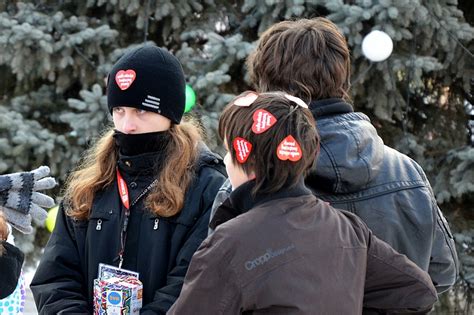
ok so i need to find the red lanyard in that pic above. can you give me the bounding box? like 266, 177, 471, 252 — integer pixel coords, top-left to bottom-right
115, 168, 158, 268
117, 169, 130, 268
117, 169, 130, 210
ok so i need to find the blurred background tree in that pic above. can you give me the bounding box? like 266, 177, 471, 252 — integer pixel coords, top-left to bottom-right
0, 0, 472, 312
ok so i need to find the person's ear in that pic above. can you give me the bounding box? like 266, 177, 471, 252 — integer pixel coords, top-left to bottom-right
248, 171, 256, 180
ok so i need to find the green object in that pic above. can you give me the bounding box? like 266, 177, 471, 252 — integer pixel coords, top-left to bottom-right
45, 206, 58, 233
185, 84, 196, 113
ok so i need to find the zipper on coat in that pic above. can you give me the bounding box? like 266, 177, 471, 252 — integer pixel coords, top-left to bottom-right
96, 219, 102, 231
153, 218, 159, 230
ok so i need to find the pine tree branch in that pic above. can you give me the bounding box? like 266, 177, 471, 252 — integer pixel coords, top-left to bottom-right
425, 3, 474, 59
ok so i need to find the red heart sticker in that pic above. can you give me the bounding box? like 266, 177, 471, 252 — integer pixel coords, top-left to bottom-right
115, 69, 136, 90
252, 109, 277, 134
233, 137, 252, 163
277, 135, 302, 162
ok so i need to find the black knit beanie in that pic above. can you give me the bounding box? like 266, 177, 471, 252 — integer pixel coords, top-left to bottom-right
107, 45, 186, 124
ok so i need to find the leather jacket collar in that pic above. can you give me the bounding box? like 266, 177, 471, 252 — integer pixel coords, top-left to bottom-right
309, 98, 353, 118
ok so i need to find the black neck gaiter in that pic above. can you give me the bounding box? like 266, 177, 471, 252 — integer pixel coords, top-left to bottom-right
113, 130, 172, 156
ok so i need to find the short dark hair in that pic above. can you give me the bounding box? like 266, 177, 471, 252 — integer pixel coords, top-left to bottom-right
218, 91, 320, 195
246, 17, 351, 102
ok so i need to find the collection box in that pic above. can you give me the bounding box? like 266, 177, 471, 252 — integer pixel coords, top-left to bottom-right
93, 275, 143, 315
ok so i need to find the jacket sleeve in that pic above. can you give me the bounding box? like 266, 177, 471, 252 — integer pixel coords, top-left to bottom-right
30, 203, 90, 314
166, 232, 241, 315
417, 164, 459, 293
427, 201, 459, 294
140, 167, 226, 315
363, 232, 438, 314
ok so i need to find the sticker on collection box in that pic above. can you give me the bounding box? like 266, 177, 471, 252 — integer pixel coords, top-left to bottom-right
94, 264, 142, 314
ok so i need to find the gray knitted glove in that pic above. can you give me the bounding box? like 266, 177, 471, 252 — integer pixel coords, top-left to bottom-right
0, 166, 56, 234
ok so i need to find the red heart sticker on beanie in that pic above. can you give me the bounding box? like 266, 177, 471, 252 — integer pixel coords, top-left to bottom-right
115, 69, 136, 90
252, 109, 277, 134
233, 137, 252, 163
277, 135, 302, 162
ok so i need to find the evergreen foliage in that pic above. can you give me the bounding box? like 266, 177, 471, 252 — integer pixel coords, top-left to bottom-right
0, 0, 473, 310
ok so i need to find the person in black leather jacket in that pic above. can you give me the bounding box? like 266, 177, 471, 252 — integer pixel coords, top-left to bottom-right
31, 45, 226, 314
210, 17, 458, 294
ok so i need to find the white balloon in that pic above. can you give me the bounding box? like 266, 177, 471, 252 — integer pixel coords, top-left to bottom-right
361, 30, 393, 62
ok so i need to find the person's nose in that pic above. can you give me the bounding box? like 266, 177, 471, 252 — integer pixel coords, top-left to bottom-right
122, 114, 138, 134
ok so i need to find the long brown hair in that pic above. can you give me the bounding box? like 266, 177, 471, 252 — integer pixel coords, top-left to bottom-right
64, 119, 202, 221
246, 18, 351, 102
219, 92, 319, 195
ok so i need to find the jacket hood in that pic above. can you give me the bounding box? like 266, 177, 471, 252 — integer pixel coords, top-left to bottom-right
196, 142, 224, 170
308, 99, 384, 193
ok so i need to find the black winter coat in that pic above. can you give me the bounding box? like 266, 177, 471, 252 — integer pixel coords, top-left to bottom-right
31, 147, 226, 315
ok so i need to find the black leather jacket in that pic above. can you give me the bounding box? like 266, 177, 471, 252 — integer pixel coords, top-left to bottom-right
307, 98, 458, 293
210, 98, 458, 294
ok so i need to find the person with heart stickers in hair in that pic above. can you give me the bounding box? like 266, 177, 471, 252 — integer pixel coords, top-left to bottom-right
31, 45, 226, 315
168, 91, 437, 314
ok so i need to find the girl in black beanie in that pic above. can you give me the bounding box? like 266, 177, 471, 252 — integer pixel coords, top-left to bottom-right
31, 45, 226, 314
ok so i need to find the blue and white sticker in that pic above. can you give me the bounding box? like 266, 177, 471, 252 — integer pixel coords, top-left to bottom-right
107, 291, 122, 306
